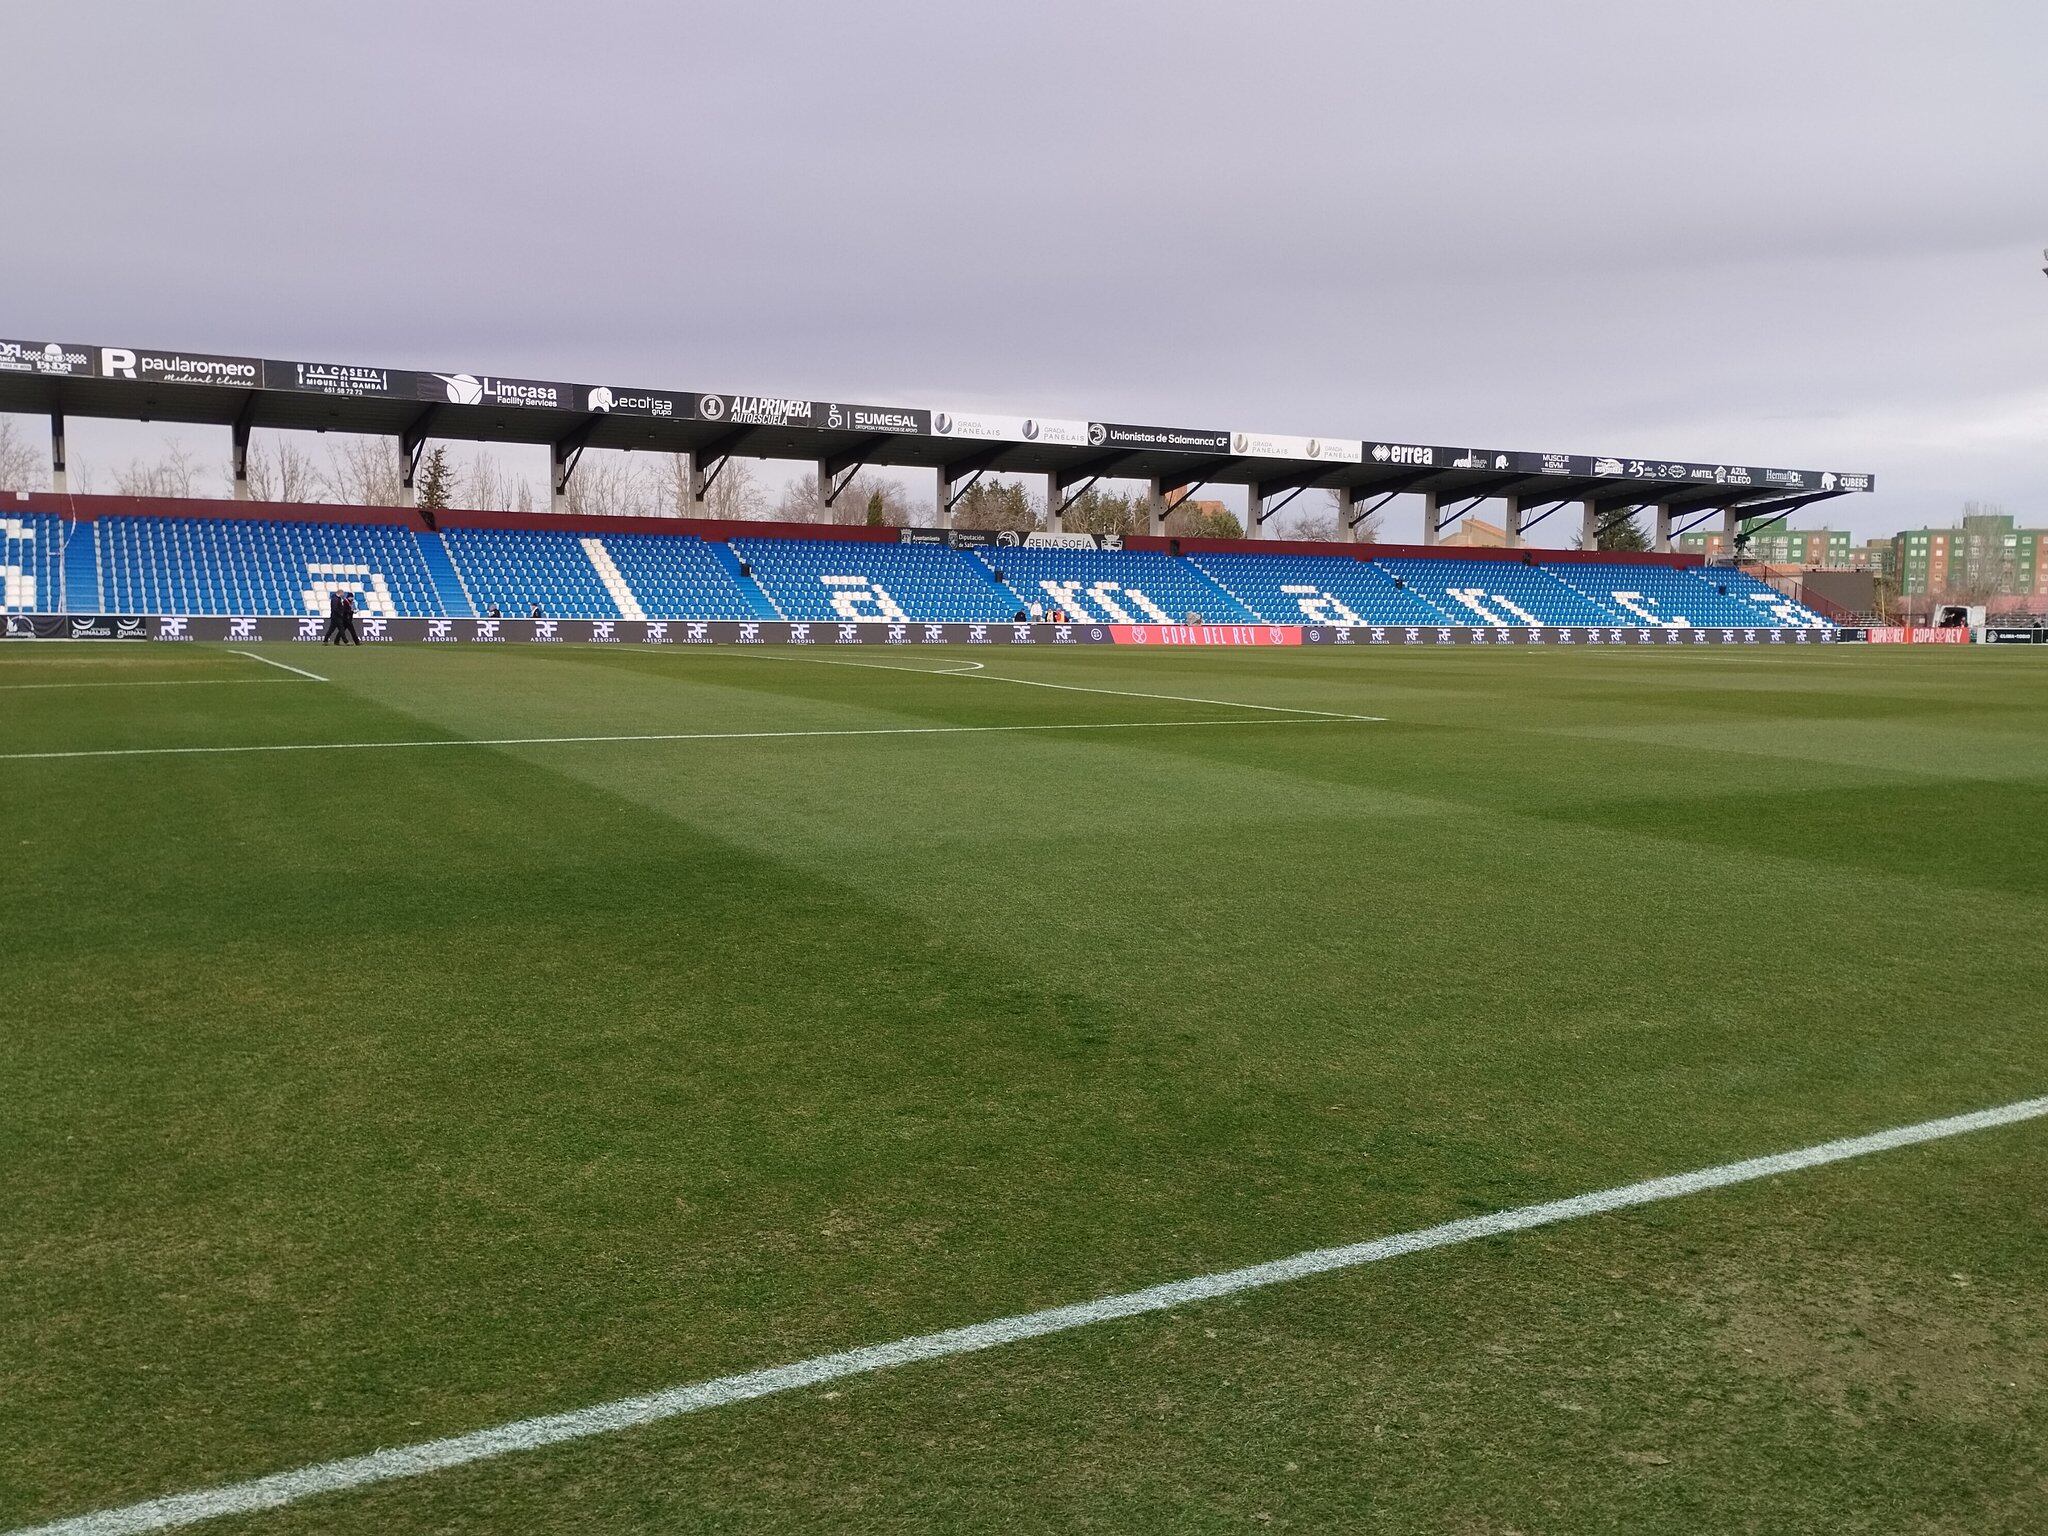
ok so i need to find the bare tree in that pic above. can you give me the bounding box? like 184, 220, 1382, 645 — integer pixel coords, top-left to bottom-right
1282, 512, 1341, 542
459, 452, 538, 513
240, 435, 323, 503
773, 469, 914, 526
1161, 496, 1242, 538
115, 438, 205, 498
0, 416, 45, 491
1301, 489, 1379, 543
563, 453, 658, 518
319, 435, 406, 506
651, 454, 771, 520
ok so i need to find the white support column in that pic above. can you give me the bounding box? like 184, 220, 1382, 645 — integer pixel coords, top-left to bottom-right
683, 450, 711, 514
395, 435, 416, 508
1653, 503, 1675, 553
1043, 470, 1062, 533
1333, 486, 1357, 543
1244, 485, 1264, 541
231, 420, 252, 501
932, 464, 952, 529
551, 442, 573, 514
1502, 496, 1524, 550
1580, 499, 1600, 549
1720, 505, 1742, 548
49, 411, 67, 494
1145, 477, 1168, 537
1422, 491, 1443, 546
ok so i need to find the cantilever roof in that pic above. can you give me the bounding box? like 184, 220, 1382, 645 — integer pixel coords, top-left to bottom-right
0, 336, 1873, 518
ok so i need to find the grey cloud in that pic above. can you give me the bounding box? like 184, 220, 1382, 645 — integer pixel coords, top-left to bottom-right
3, 0, 2044, 536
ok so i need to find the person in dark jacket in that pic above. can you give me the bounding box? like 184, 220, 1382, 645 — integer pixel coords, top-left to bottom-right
336, 590, 362, 645
321, 589, 345, 645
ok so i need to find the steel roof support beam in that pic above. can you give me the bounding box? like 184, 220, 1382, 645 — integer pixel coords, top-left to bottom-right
820, 434, 899, 508
691, 426, 756, 498
229, 391, 260, 502
1050, 451, 1145, 517
550, 413, 609, 510
396, 406, 440, 508
938, 445, 1008, 516
49, 410, 67, 495
1515, 498, 1574, 534
1726, 489, 1849, 549
1342, 470, 1435, 538
1434, 492, 1492, 533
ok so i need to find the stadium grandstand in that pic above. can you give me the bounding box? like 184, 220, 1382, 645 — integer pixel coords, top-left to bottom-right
0, 332, 1872, 642
0, 496, 1838, 635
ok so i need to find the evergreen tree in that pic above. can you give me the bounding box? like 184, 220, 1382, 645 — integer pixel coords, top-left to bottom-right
1595, 510, 1650, 552
417, 445, 453, 513
950, 479, 1039, 533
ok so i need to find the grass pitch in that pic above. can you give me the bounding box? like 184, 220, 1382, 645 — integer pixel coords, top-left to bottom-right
3, 642, 2045, 1534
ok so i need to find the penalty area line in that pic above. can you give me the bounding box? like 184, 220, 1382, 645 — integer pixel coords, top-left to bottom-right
14, 1092, 2045, 1536
0, 715, 1356, 764
229, 649, 328, 683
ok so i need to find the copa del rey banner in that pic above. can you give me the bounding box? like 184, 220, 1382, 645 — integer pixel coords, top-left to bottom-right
1110, 624, 1304, 646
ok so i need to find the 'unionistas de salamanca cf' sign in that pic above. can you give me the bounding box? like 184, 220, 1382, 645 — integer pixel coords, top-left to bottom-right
1088, 422, 1232, 453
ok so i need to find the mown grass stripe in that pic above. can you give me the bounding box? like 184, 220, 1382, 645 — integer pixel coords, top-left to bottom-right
17, 1093, 2043, 1536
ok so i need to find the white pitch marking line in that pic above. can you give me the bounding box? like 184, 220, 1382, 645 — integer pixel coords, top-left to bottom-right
729, 649, 1384, 720
720, 651, 988, 677
0, 678, 295, 692
229, 649, 328, 683
964, 669, 1385, 722
0, 716, 1350, 764
15, 1093, 2044, 1536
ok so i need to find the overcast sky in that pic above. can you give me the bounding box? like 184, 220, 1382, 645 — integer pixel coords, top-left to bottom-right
4, 0, 2044, 540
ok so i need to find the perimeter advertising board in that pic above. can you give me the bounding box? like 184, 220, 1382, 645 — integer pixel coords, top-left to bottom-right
5, 616, 1845, 648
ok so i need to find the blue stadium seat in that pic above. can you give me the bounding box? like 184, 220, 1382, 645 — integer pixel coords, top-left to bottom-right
969, 546, 1255, 623
1, 513, 66, 612
1375, 556, 1625, 627
96, 517, 440, 617
47, 512, 1841, 632
1680, 566, 1831, 628
600, 534, 756, 620
440, 529, 623, 618
1191, 551, 1454, 626
732, 538, 1016, 622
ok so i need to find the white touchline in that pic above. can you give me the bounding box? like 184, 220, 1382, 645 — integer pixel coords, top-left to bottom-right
228, 649, 328, 683
13, 1094, 2044, 1536
0, 716, 1349, 764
